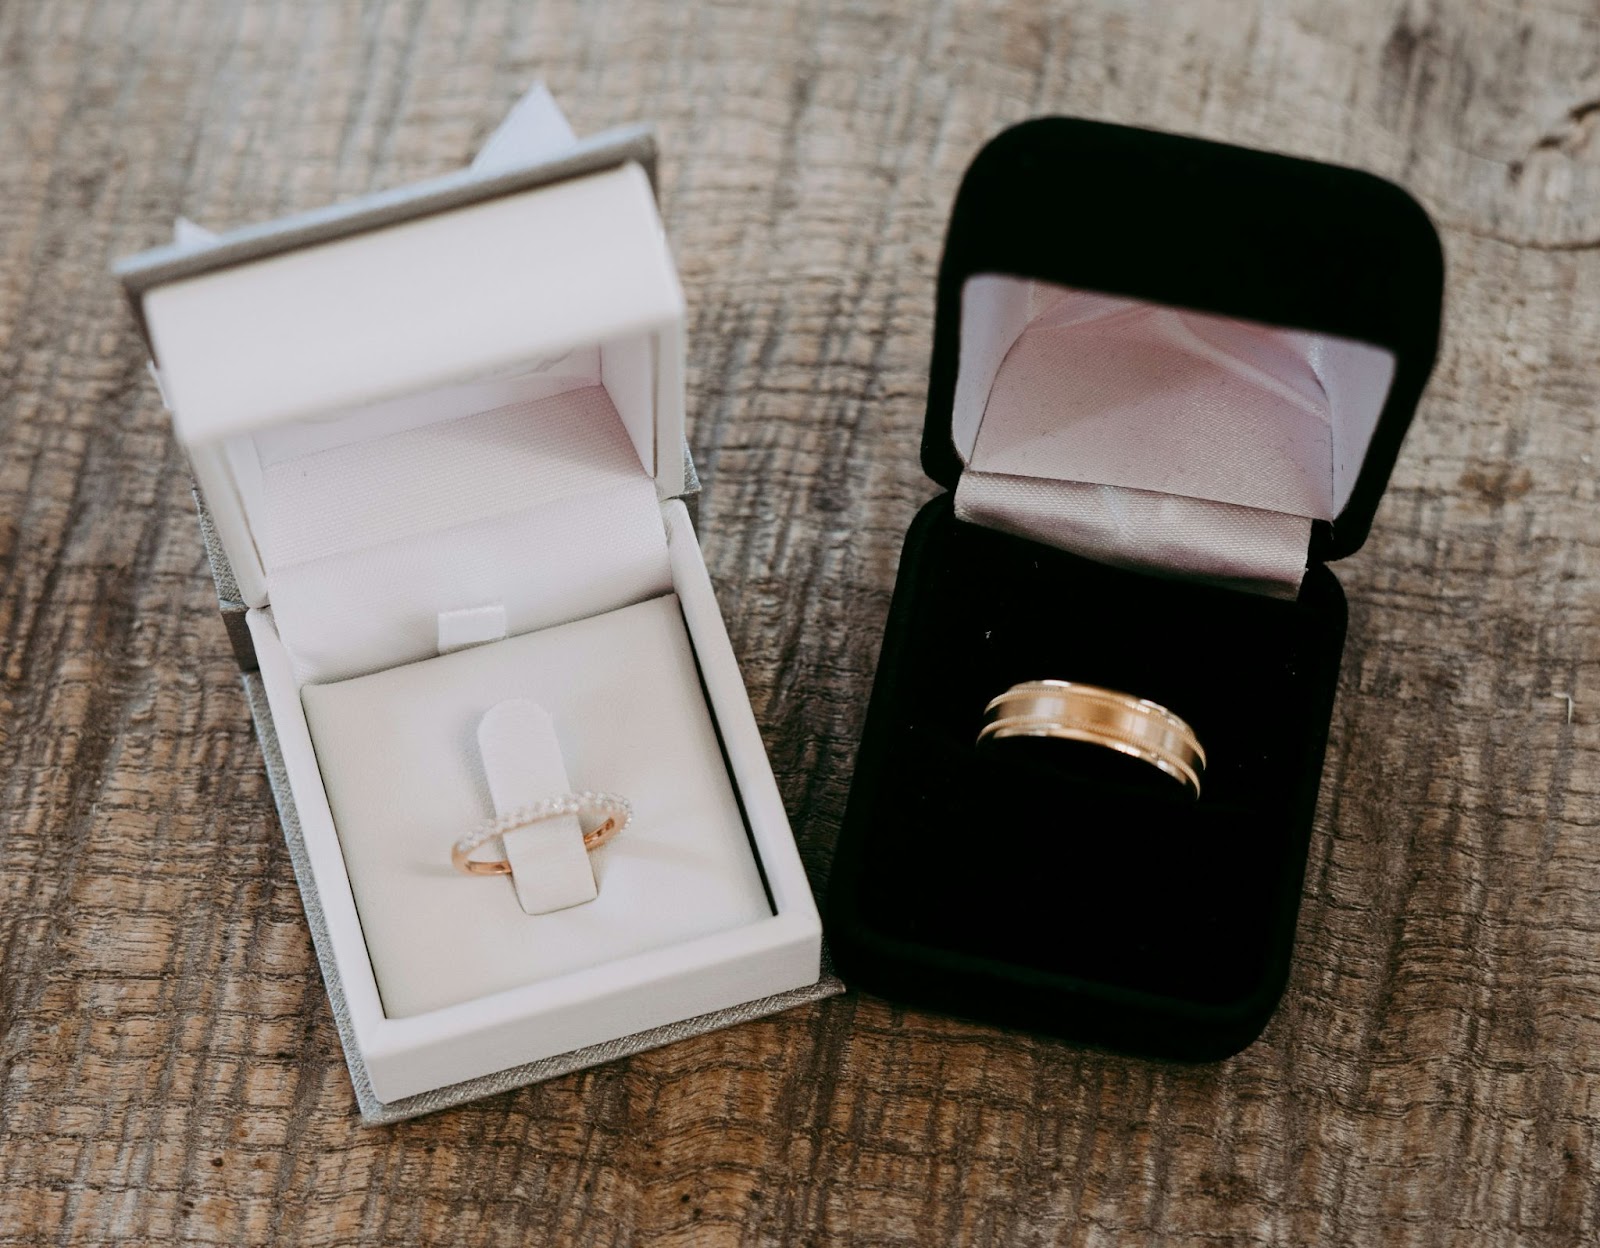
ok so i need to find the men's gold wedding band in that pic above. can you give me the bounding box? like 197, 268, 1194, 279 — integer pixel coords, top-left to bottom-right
977, 680, 1206, 797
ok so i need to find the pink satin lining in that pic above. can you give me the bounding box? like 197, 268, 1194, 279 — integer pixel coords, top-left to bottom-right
952, 278, 1396, 595
953, 471, 1311, 598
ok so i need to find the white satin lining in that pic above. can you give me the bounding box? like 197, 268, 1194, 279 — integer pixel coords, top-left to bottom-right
953, 471, 1311, 599
952, 276, 1396, 595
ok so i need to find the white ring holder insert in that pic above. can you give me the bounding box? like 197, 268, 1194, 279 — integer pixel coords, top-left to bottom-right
479, 698, 600, 914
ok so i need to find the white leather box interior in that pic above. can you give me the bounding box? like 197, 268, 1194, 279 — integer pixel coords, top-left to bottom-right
122, 90, 825, 1109
950, 274, 1398, 594
301, 592, 772, 1019
250, 377, 675, 684
244, 496, 819, 1103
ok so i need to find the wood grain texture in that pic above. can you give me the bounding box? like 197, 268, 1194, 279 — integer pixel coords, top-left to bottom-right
1, 0, 1597, 1243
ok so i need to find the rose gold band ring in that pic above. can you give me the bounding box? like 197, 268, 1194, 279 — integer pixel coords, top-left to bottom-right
977, 680, 1206, 797
451, 791, 633, 876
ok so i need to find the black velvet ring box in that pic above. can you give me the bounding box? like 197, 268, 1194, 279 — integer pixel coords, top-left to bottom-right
827, 118, 1444, 1059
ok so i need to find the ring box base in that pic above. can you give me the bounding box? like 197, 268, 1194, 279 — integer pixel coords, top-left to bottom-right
830, 495, 1344, 1059
119, 89, 841, 1120
248, 666, 840, 1124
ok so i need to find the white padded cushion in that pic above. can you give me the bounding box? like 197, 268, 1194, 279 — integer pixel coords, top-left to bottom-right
263, 384, 674, 684
300, 593, 772, 1019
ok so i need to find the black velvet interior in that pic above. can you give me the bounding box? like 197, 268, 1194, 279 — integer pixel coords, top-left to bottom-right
828, 498, 1347, 1058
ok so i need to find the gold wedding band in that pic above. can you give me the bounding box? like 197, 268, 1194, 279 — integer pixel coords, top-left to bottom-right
451, 791, 633, 876
978, 680, 1206, 797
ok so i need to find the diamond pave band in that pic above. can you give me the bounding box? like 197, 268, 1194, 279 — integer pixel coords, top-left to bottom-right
451, 791, 634, 876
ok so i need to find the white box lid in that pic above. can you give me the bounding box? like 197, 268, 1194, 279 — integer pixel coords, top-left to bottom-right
116, 107, 690, 631
118, 125, 681, 477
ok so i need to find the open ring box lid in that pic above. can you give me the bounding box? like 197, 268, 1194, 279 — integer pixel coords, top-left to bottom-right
828, 118, 1444, 1058
115, 89, 832, 1122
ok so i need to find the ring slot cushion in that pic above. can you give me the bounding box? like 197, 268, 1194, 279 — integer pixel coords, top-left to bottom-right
828, 118, 1443, 1058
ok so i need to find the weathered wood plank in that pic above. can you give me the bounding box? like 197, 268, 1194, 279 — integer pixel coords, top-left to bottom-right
1, 1, 1597, 1243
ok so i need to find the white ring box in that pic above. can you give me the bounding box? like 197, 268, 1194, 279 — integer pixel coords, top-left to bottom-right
116, 89, 837, 1122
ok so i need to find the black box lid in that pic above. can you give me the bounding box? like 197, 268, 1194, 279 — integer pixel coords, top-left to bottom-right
920, 118, 1444, 565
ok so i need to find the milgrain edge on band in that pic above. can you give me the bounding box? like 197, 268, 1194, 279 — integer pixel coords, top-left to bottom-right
978, 679, 1207, 797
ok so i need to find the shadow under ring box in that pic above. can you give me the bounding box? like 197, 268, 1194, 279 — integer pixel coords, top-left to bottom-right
829, 118, 1444, 1059
116, 102, 834, 1122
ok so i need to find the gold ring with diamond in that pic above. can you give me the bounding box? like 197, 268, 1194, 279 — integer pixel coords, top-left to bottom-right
451, 791, 633, 876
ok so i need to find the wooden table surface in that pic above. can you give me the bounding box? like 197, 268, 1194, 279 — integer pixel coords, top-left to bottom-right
3, 1, 1598, 1244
